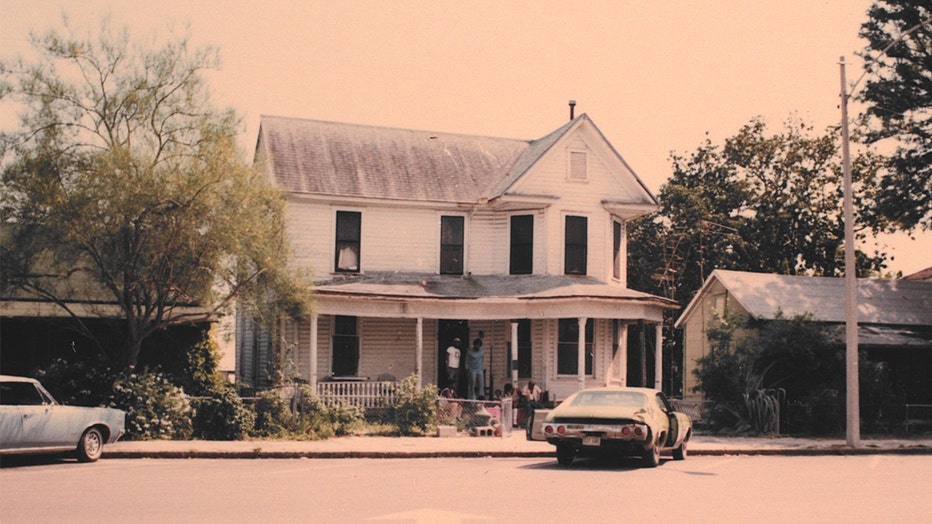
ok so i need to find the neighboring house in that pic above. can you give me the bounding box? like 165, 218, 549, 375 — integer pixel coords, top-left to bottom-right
675, 269, 932, 402
238, 112, 678, 401
905, 266, 932, 282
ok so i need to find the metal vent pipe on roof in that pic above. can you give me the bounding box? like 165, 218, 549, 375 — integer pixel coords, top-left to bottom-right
569, 100, 576, 120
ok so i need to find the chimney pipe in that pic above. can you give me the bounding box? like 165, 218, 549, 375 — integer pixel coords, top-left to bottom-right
569, 100, 576, 120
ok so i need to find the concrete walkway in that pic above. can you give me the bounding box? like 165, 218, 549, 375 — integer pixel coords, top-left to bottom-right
103, 432, 932, 459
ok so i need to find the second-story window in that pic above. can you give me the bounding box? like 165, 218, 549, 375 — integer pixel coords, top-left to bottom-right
335, 211, 361, 273
613, 220, 623, 280
510, 214, 533, 275
564, 215, 587, 275
440, 215, 464, 275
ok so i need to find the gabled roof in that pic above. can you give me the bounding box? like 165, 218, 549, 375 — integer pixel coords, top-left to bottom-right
256, 114, 655, 205
675, 269, 932, 328
905, 265, 932, 281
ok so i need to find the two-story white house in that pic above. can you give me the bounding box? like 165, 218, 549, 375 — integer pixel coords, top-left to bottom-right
236, 111, 678, 402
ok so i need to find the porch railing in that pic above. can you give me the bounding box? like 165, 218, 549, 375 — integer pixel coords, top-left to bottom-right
316, 380, 396, 408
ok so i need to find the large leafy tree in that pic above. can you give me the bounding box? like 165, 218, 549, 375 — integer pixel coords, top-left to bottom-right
1, 21, 311, 369
858, 0, 932, 230
629, 117, 888, 308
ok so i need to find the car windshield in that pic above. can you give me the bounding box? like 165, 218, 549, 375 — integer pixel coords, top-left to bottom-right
567, 391, 646, 408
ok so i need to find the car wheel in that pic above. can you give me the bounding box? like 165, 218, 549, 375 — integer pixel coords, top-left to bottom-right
673, 440, 687, 461
76, 427, 104, 463
556, 444, 575, 467
642, 442, 660, 468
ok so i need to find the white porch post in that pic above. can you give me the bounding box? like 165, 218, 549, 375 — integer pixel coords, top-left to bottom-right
510, 321, 519, 386
415, 316, 423, 390
577, 316, 587, 392
609, 321, 628, 387
654, 323, 663, 392
309, 312, 318, 393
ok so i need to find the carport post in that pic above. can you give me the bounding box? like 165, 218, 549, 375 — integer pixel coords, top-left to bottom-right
510, 321, 518, 386
654, 323, 663, 392
577, 317, 587, 391
416, 317, 423, 390
309, 312, 318, 393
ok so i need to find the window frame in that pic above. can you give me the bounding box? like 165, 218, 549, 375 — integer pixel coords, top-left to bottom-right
509, 214, 534, 275
440, 215, 465, 275
613, 219, 623, 280
557, 318, 594, 376
334, 210, 361, 273
564, 215, 588, 276
331, 315, 360, 377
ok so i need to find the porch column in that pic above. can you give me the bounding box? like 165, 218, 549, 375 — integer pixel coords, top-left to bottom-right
609, 321, 628, 387
415, 316, 423, 390
510, 321, 519, 386
577, 316, 587, 392
654, 323, 663, 391
309, 312, 318, 393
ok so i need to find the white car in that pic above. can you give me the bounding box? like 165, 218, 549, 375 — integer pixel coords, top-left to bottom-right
0, 375, 126, 462
538, 386, 692, 467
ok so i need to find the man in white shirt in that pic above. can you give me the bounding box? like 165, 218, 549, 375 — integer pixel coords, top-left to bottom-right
446, 338, 462, 384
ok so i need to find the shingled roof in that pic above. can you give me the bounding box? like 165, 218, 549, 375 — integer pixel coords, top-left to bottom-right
676, 269, 932, 327
256, 114, 581, 203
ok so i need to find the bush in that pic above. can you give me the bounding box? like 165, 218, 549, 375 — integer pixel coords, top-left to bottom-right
191, 386, 255, 440
251, 389, 292, 438
250, 385, 364, 439
34, 356, 116, 406
388, 374, 438, 436
108, 371, 192, 440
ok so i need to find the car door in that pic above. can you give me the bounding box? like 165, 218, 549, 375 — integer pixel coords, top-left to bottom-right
0, 382, 26, 449
19, 382, 73, 449
656, 392, 683, 448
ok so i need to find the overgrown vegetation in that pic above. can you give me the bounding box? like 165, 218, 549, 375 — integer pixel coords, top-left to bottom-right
693, 311, 897, 435
387, 375, 439, 436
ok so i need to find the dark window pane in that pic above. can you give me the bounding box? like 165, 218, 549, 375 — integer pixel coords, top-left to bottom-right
440, 216, 464, 275
510, 215, 533, 275
557, 318, 593, 375
564, 216, 587, 275
517, 319, 532, 378
613, 220, 622, 280
332, 316, 359, 376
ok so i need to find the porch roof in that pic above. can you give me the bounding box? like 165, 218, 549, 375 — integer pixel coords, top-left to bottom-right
311, 272, 677, 321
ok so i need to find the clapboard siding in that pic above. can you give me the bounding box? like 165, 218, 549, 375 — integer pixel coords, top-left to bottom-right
359, 317, 421, 380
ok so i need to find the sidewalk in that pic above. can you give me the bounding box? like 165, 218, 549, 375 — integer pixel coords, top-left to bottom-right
103, 432, 932, 459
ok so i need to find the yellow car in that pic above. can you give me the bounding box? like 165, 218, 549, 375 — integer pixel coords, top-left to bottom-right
540, 386, 691, 467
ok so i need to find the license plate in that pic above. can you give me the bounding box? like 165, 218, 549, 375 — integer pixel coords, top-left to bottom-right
583, 436, 601, 446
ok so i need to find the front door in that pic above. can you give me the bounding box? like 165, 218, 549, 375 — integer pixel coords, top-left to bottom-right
438, 320, 469, 396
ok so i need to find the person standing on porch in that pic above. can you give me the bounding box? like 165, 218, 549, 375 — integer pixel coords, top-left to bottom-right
465, 338, 485, 400
446, 338, 462, 384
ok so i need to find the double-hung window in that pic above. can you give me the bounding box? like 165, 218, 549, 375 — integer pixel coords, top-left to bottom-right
335, 211, 361, 273
440, 215, 464, 275
613, 220, 623, 280
557, 318, 593, 376
510, 215, 533, 275
564, 215, 587, 275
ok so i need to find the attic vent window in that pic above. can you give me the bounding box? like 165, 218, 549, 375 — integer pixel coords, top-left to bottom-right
569, 151, 587, 180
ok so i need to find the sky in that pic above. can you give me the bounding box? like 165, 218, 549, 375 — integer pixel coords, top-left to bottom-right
1, 0, 929, 275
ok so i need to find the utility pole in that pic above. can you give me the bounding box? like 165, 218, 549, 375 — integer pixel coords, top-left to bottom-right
838, 56, 859, 447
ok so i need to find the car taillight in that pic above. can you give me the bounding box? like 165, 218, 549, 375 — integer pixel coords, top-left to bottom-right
634, 426, 644, 436
544, 425, 554, 434
556, 425, 566, 435
622, 426, 631, 436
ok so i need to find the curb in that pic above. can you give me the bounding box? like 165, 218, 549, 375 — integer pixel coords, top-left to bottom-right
103, 447, 932, 460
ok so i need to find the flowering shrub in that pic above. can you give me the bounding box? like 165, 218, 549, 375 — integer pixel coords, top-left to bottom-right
109, 371, 192, 440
